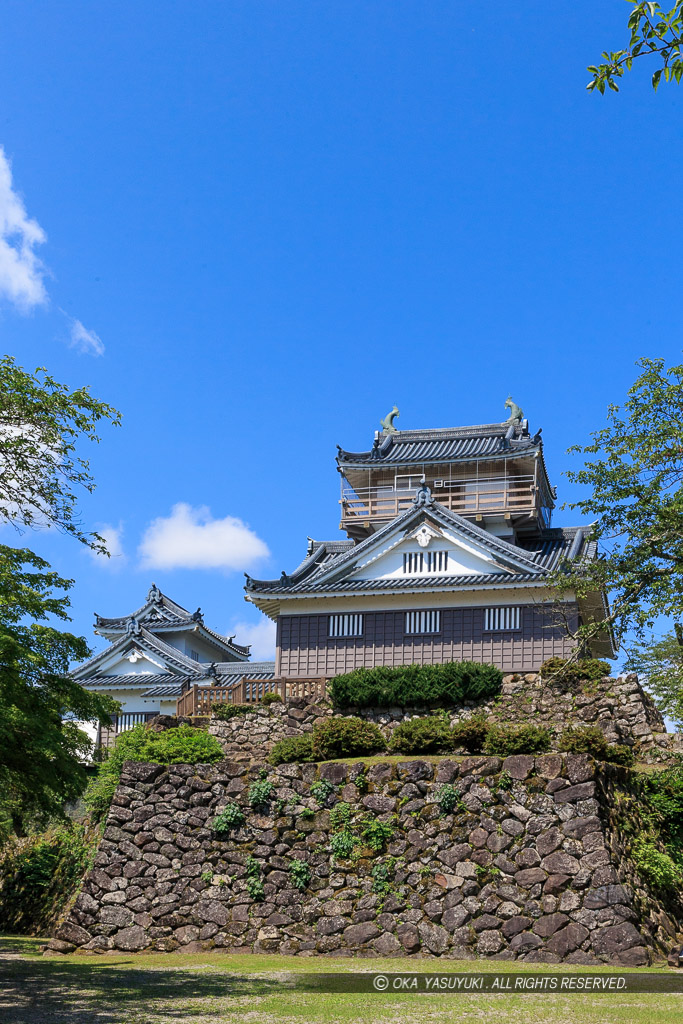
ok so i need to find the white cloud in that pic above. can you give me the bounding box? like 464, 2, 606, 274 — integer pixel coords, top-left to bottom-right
88, 523, 126, 568
0, 146, 47, 310
230, 619, 276, 661
68, 317, 105, 357
138, 503, 270, 572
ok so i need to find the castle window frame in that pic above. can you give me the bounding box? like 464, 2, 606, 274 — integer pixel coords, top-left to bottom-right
329, 613, 364, 638
405, 610, 441, 635
403, 550, 449, 574
483, 606, 522, 632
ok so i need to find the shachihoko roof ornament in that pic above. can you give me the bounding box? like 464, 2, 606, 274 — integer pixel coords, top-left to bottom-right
505, 396, 524, 423
380, 405, 400, 434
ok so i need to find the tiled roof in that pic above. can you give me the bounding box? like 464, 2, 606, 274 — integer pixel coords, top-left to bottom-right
72, 624, 207, 680
140, 683, 185, 698
82, 673, 185, 689
214, 661, 276, 681
337, 421, 542, 468
94, 584, 250, 658
245, 497, 594, 599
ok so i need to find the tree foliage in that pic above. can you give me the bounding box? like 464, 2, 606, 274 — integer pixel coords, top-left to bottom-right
625, 631, 683, 728
0, 544, 118, 836
588, 2, 683, 93
0, 356, 120, 553
553, 358, 683, 651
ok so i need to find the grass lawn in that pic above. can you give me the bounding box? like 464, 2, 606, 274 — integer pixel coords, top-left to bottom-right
1, 936, 682, 1024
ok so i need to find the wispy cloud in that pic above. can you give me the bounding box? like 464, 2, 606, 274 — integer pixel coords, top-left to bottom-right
67, 316, 105, 357
88, 523, 126, 568
138, 503, 270, 572
229, 619, 276, 661
0, 146, 47, 311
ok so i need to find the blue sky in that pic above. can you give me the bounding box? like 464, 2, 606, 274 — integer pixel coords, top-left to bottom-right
2, 2, 682, 663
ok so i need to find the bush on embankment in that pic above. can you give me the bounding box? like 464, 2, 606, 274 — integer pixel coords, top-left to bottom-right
329, 662, 503, 709
85, 723, 224, 823
0, 822, 98, 935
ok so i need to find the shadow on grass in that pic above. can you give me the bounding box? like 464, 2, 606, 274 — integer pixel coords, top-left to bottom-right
0, 956, 283, 1024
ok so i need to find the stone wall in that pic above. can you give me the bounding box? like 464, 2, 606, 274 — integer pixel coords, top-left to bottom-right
49, 754, 683, 964
208, 672, 670, 762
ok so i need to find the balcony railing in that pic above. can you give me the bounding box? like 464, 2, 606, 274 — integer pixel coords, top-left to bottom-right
176, 677, 327, 717
340, 474, 539, 524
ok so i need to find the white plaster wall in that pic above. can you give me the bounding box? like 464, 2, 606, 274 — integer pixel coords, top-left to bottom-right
275, 586, 574, 617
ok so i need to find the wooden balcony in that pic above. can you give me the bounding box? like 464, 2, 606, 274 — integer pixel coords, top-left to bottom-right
176, 677, 328, 718
340, 474, 540, 529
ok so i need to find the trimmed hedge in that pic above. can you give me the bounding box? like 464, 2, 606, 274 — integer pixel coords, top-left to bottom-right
483, 723, 553, 756
311, 717, 385, 761
329, 662, 503, 709
388, 717, 451, 754
269, 735, 315, 765
451, 716, 490, 753
539, 657, 611, 686
559, 725, 635, 767
212, 703, 254, 720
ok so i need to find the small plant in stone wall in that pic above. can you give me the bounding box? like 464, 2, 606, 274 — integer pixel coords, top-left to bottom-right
248, 772, 273, 809
631, 837, 683, 892
329, 830, 361, 860
245, 857, 266, 902
261, 691, 282, 705
289, 858, 311, 891
350, 766, 368, 793
213, 802, 245, 831
361, 816, 395, 852
435, 783, 460, 815
310, 778, 336, 806
329, 801, 352, 830
371, 860, 394, 897
493, 770, 514, 792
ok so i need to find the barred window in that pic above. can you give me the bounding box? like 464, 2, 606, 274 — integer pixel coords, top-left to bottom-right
405, 610, 441, 634
403, 550, 449, 573
190, 650, 200, 662
329, 613, 364, 638
483, 606, 521, 631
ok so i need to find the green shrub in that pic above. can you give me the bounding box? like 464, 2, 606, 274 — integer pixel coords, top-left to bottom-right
632, 837, 683, 891
85, 724, 223, 823
451, 715, 491, 753
261, 692, 282, 706
329, 661, 503, 709
0, 823, 97, 934
311, 717, 386, 761
388, 717, 451, 754
268, 735, 314, 765
212, 703, 254, 720
559, 726, 635, 766
604, 744, 636, 767
371, 861, 393, 896
483, 723, 553, 756
289, 858, 311, 890
539, 657, 611, 686
213, 803, 245, 831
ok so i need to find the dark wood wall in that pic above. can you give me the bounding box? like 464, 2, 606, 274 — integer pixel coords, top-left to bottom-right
276, 603, 579, 677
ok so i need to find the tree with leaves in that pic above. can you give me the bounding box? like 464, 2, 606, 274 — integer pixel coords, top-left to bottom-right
624, 631, 683, 729
0, 357, 121, 839
553, 357, 683, 671
0, 546, 118, 837
588, 1, 683, 93
0, 355, 121, 553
